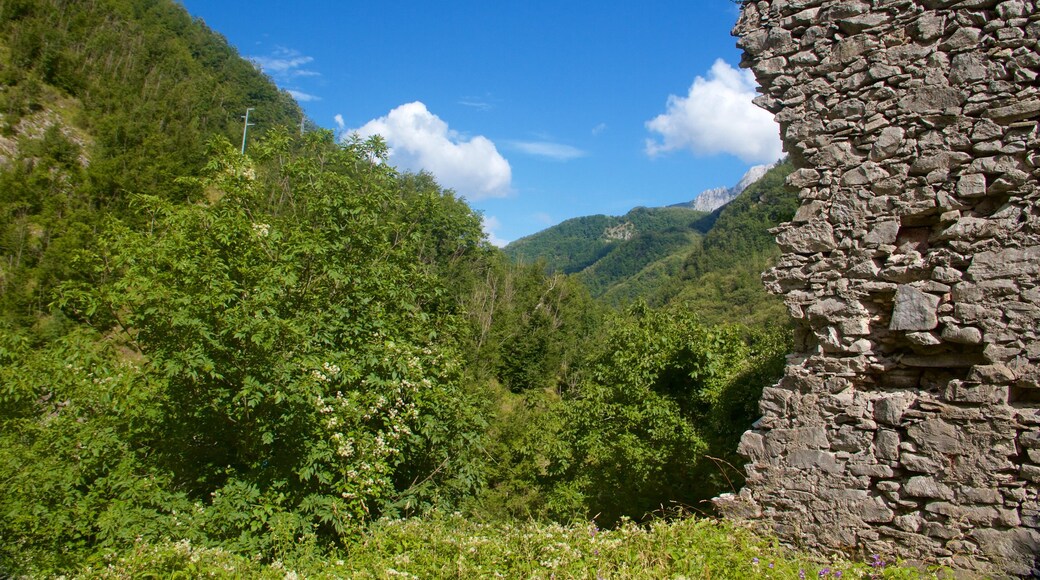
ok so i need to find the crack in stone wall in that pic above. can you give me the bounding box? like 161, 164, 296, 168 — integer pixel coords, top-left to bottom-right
716, 1, 1040, 577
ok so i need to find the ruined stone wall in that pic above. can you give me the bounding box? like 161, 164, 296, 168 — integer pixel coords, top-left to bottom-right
719, 1, 1040, 576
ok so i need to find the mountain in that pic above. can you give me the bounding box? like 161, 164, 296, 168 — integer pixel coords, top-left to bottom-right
504, 160, 797, 323
648, 159, 797, 326
671, 163, 774, 212
503, 206, 711, 278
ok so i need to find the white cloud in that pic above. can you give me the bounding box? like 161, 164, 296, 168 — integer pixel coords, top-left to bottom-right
250, 47, 319, 83
349, 101, 512, 200
482, 215, 509, 247
458, 98, 493, 111
645, 59, 782, 164
334, 114, 345, 132
287, 89, 320, 102
509, 140, 587, 161
591, 122, 607, 136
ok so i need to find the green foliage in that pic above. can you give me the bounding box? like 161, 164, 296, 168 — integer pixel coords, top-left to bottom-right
0, 0, 303, 326
460, 255, 603, 394
0, 326, 193, 575
502, 162, 797, 324
0, 130, 493, 578
577, 228, 700, 297
473, 303, 789, 525
327, 514, 939, 580
81, 513, 934, 580
55, 133, 486, 549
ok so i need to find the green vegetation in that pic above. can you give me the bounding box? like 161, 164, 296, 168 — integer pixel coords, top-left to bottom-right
76, 514, 940, 579
0, 0, 301, 325
0, 2, 926, 577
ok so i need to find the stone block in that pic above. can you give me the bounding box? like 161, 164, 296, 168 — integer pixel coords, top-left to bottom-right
890, 285, 940, 331
943, 381, 1009, 405
904, 476, 956, 501
787, 449, 844, 474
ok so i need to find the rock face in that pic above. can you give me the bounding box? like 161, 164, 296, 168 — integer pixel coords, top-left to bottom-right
718, 1, 1040, 577
677, 163, 774, 212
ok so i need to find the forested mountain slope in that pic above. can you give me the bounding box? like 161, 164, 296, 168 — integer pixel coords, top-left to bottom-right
650, 159, 797, 326
0, 0, 302, 323
503, 206, 711, 280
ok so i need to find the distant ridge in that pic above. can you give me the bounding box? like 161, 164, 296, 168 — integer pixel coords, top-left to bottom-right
671, 163, 774, 212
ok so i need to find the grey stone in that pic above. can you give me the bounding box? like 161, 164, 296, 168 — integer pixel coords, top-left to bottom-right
950, 53, 991, 85
870, 127, 905, 161
982, 99, 1040, 123
898, 87, 964, 114
907, 419, 962, 454
902, 453, 943, 474
939, 27, 981, 51
940, 325, 983, 344
787, 168, 820, 188
890, 285, 940, 331
860, 496, 895, 523
970, 529, 1040, 577
874, 396, 912, 426
776, 219, 837, 254
967, 246, 1040, 280
904, 476, 955, 500
787, 449, 843, 474
906, 331, 941, 345
955, 173, 987, 198
842, 161, 890, 186
737, 431, 766, 461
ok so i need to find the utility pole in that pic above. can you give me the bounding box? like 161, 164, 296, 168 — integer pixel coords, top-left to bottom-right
240, 107, 255, 154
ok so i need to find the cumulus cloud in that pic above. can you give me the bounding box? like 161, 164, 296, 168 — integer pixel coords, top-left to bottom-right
645, 59, 782, 164
482, 215, 509, 247
509, 140, 587, 161
349, 101, 512, 200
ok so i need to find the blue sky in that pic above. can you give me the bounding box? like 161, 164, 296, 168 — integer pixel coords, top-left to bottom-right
179, 0, 782, 245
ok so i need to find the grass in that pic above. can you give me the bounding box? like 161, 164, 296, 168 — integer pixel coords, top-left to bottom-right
75, 514, 945, 579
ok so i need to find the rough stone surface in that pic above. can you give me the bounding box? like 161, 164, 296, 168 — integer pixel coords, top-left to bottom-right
719, 2, 1040, 578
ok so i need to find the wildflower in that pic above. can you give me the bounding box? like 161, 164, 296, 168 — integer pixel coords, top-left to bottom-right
819, 568, 830, 577
799, 570, 806, 580
752, 557, 760, 565
252, 222, 270, 237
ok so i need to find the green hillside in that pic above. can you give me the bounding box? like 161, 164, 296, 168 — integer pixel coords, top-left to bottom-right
655, 159, 797, 326
503, 206, 711, 295
0, 0, 302, 324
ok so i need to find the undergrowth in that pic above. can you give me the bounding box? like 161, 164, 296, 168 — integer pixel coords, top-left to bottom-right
76, 514, 943, 579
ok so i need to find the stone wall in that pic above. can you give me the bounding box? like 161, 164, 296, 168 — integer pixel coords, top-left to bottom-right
718, 1, 1040, 576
